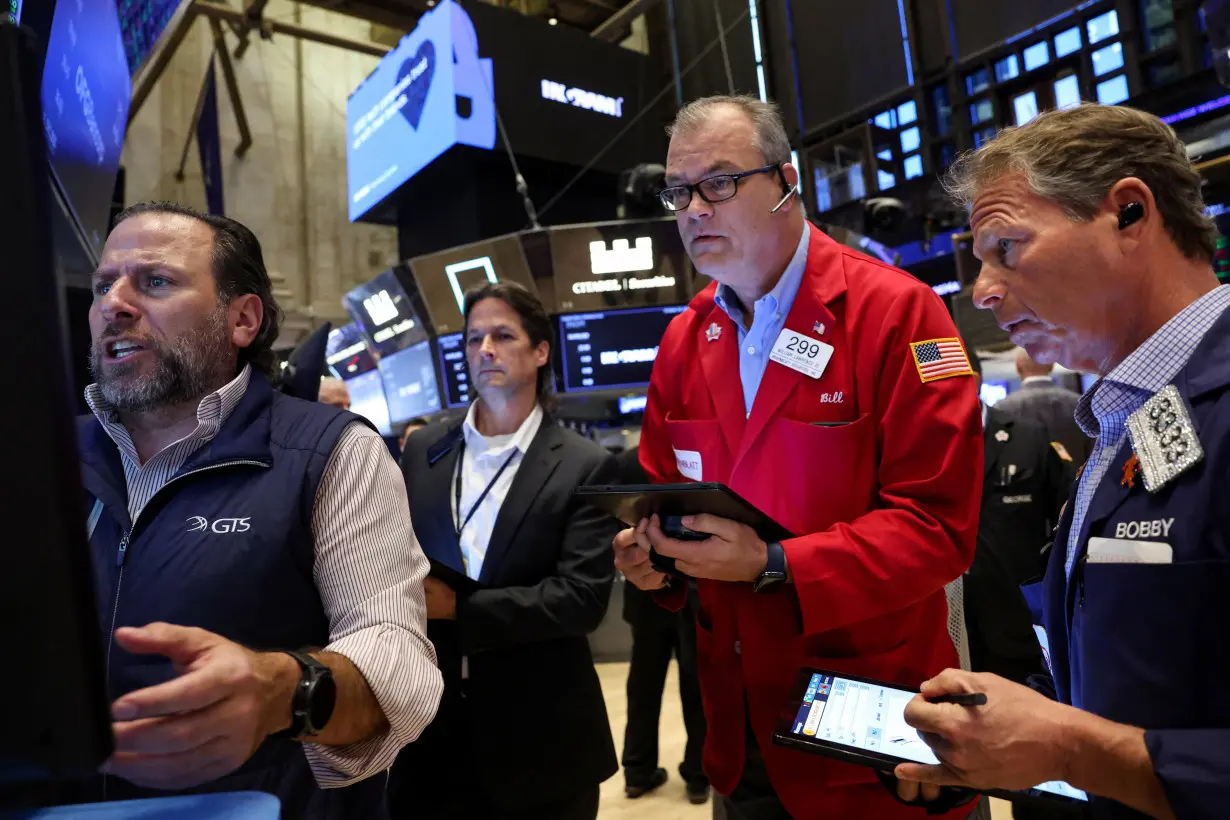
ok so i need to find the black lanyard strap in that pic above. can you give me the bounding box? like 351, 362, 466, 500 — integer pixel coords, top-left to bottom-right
454, 440, 520, 537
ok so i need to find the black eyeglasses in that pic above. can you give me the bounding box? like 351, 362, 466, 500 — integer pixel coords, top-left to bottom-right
658, 164, 783, 212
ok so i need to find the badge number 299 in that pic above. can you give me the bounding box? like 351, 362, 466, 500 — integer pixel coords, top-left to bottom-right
770, 329, 834, 380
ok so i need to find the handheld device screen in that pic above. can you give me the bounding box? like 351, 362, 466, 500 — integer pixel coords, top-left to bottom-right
781, 672, 1088, 805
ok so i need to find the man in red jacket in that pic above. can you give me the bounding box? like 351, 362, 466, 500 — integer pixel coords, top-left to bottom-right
612, 94, 983, 819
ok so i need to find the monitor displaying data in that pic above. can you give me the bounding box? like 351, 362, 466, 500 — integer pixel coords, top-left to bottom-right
41, 0, 132, 258
343, 269, 428, 358
558, 305, 684, 392
345, 370, 392, 437
325, 323, 377, 379
378, 339, 442, 423
117, 0, 184, 74
435, 332, 471, 408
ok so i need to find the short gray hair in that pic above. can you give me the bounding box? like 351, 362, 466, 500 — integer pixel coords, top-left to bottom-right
667, 95, 792, 166
943, 103, 1217, 262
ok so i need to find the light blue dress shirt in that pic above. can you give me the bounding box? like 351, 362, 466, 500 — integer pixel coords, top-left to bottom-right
1065, 284, 1230, 575
713, 223, 812, 415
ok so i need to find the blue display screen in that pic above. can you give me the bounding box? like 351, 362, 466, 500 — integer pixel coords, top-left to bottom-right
117, 0, 181, 74
345, 369, 392, 436
558, 305, 684, 392
436, 332, 471, 408
10, 0, 22, 24
378, 340, 442, 423
41, 0, 131, 257
346, 0, 495, 221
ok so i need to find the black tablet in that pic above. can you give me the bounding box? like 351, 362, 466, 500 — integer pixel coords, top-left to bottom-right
772, 668, 1090, 811
575, 482, 795, 542
428, 558, 484, 594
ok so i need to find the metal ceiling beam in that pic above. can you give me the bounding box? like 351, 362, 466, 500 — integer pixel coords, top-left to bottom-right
194, 0, 391, 57
590, 0, 660, 41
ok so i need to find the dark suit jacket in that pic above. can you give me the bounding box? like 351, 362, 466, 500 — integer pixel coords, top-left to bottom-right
391, 416, 621, 809
965, 406, 1073, 685
994, 378, 1092, 466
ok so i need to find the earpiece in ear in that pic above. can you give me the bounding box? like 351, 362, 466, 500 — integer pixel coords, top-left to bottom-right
1118, 202, 1144, 230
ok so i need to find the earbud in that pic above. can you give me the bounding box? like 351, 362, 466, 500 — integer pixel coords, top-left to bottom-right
1118, 202, 1144, 230
770, 187, 798, 214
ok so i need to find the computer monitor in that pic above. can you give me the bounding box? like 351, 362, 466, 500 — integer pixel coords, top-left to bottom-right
435, 332, 471, 409
557, 305, 685, 392
409, 233, 539, 336
0, 18, 113, 785
377, 338, 442, 423
325, 323, 378, 380
343, 269, 429, 358
344, 369, 392, 437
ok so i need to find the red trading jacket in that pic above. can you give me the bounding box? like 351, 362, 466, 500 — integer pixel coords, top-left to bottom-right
640, 227, 983, 819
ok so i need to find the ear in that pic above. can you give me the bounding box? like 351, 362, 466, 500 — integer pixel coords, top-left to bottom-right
533, 340, 550, 369
1104, 177, 1156, 241
228, 293, 264, 351
781, 161, 801, 192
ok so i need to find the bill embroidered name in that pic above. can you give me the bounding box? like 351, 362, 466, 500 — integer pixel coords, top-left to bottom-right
909, 337, 973, 383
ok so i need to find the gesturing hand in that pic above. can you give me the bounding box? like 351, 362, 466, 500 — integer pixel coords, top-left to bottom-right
104, 622, 298, 791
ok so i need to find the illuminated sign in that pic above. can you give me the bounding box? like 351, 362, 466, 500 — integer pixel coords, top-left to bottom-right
931, 280, 961, 297
590, 237, 653, 274
571, 275, 675, 295
445, 255, 498, 311
363, 289, 400, 325
541, 79, 624, 118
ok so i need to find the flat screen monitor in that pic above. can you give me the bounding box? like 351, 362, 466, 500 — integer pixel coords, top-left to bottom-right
344, 370, 392, 436
436, 331, 471, 409
549, 219, 695, 314
558, 305, 685, 392
343, 269, 428, 358
325, 322, 377, 379
11, 0, 23, 23
378, 339, 442, 423
41, 0, 131, 258
117, 0, 185, 74
409, 233, 539, 335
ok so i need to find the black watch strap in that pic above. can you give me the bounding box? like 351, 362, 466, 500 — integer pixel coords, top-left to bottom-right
754, 541, 788, 592
273, 650, 336, 739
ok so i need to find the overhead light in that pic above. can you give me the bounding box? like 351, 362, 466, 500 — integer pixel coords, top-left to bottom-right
547, 3, 559, 24
548, 15, 558, 24
426, 0, 435, 6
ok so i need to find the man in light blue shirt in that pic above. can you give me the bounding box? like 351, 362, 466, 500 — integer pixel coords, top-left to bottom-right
713, 223, 811, 415
897, 103, 1230, 820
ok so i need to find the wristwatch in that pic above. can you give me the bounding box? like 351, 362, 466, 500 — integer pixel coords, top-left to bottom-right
274, 650, 337, 738
754, 541, 789, 592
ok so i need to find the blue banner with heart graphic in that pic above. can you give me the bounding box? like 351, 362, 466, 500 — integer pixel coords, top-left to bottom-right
346, 0, 495, 222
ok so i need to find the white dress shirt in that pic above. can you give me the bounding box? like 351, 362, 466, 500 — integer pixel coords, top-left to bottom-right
451, 401, 545, 580
86, 366, 443, 788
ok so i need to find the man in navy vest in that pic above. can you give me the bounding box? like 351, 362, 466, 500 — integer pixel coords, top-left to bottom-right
895, 106, 1230, 818
74, 202, 442, 817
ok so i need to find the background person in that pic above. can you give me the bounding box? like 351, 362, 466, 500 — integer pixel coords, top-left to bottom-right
390, 282, 621, 820
995, 349, 1091, 466
317, 376, 350, 411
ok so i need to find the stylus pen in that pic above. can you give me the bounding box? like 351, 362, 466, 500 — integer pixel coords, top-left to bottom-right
929, 693, 988, 706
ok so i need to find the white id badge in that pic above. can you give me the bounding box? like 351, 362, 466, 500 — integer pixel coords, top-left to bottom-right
673, 448, 703, 481
770, 329, 834, 380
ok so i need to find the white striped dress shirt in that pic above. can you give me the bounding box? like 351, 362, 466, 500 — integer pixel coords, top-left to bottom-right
85, 366, 443, 788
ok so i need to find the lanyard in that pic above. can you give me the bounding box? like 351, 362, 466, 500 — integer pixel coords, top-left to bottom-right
454, 440, 520, 537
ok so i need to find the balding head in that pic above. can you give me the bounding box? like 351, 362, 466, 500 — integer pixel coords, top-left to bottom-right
1015, 348, 1053, 380
318, 377, 350, 411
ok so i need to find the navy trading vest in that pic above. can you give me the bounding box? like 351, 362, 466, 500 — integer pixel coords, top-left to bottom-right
75, 374, 386, 819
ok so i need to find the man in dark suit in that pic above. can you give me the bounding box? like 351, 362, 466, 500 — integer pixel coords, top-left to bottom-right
389, 283, 620, 820
965, 352, 1072, 687
994, 349, 1091, 466
615, 447, 709, 805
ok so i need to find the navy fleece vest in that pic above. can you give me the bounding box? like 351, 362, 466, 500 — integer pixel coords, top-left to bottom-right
76, 375, 386, 818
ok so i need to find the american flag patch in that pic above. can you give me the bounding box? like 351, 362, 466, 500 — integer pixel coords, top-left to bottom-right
910, 338, 973, 383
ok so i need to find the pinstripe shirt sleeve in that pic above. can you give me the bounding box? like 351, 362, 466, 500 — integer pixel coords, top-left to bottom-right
302, 420, 443, 787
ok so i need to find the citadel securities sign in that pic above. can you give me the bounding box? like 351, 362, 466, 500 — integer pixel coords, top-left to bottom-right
346, 0, 495, 221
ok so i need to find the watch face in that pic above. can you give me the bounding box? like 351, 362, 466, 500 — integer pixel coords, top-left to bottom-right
308, 673, 338, 732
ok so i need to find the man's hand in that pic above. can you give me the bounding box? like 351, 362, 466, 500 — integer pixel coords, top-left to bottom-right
103, 623, 298, 791
893, 669, 1076, 791
649, 514, 768, 583
613, 519, 668, 591
424, 576, 457, 620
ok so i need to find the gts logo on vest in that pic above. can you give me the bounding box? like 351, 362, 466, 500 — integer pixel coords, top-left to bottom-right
1113, 518, 1174, 539
187, 516, 252, 534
